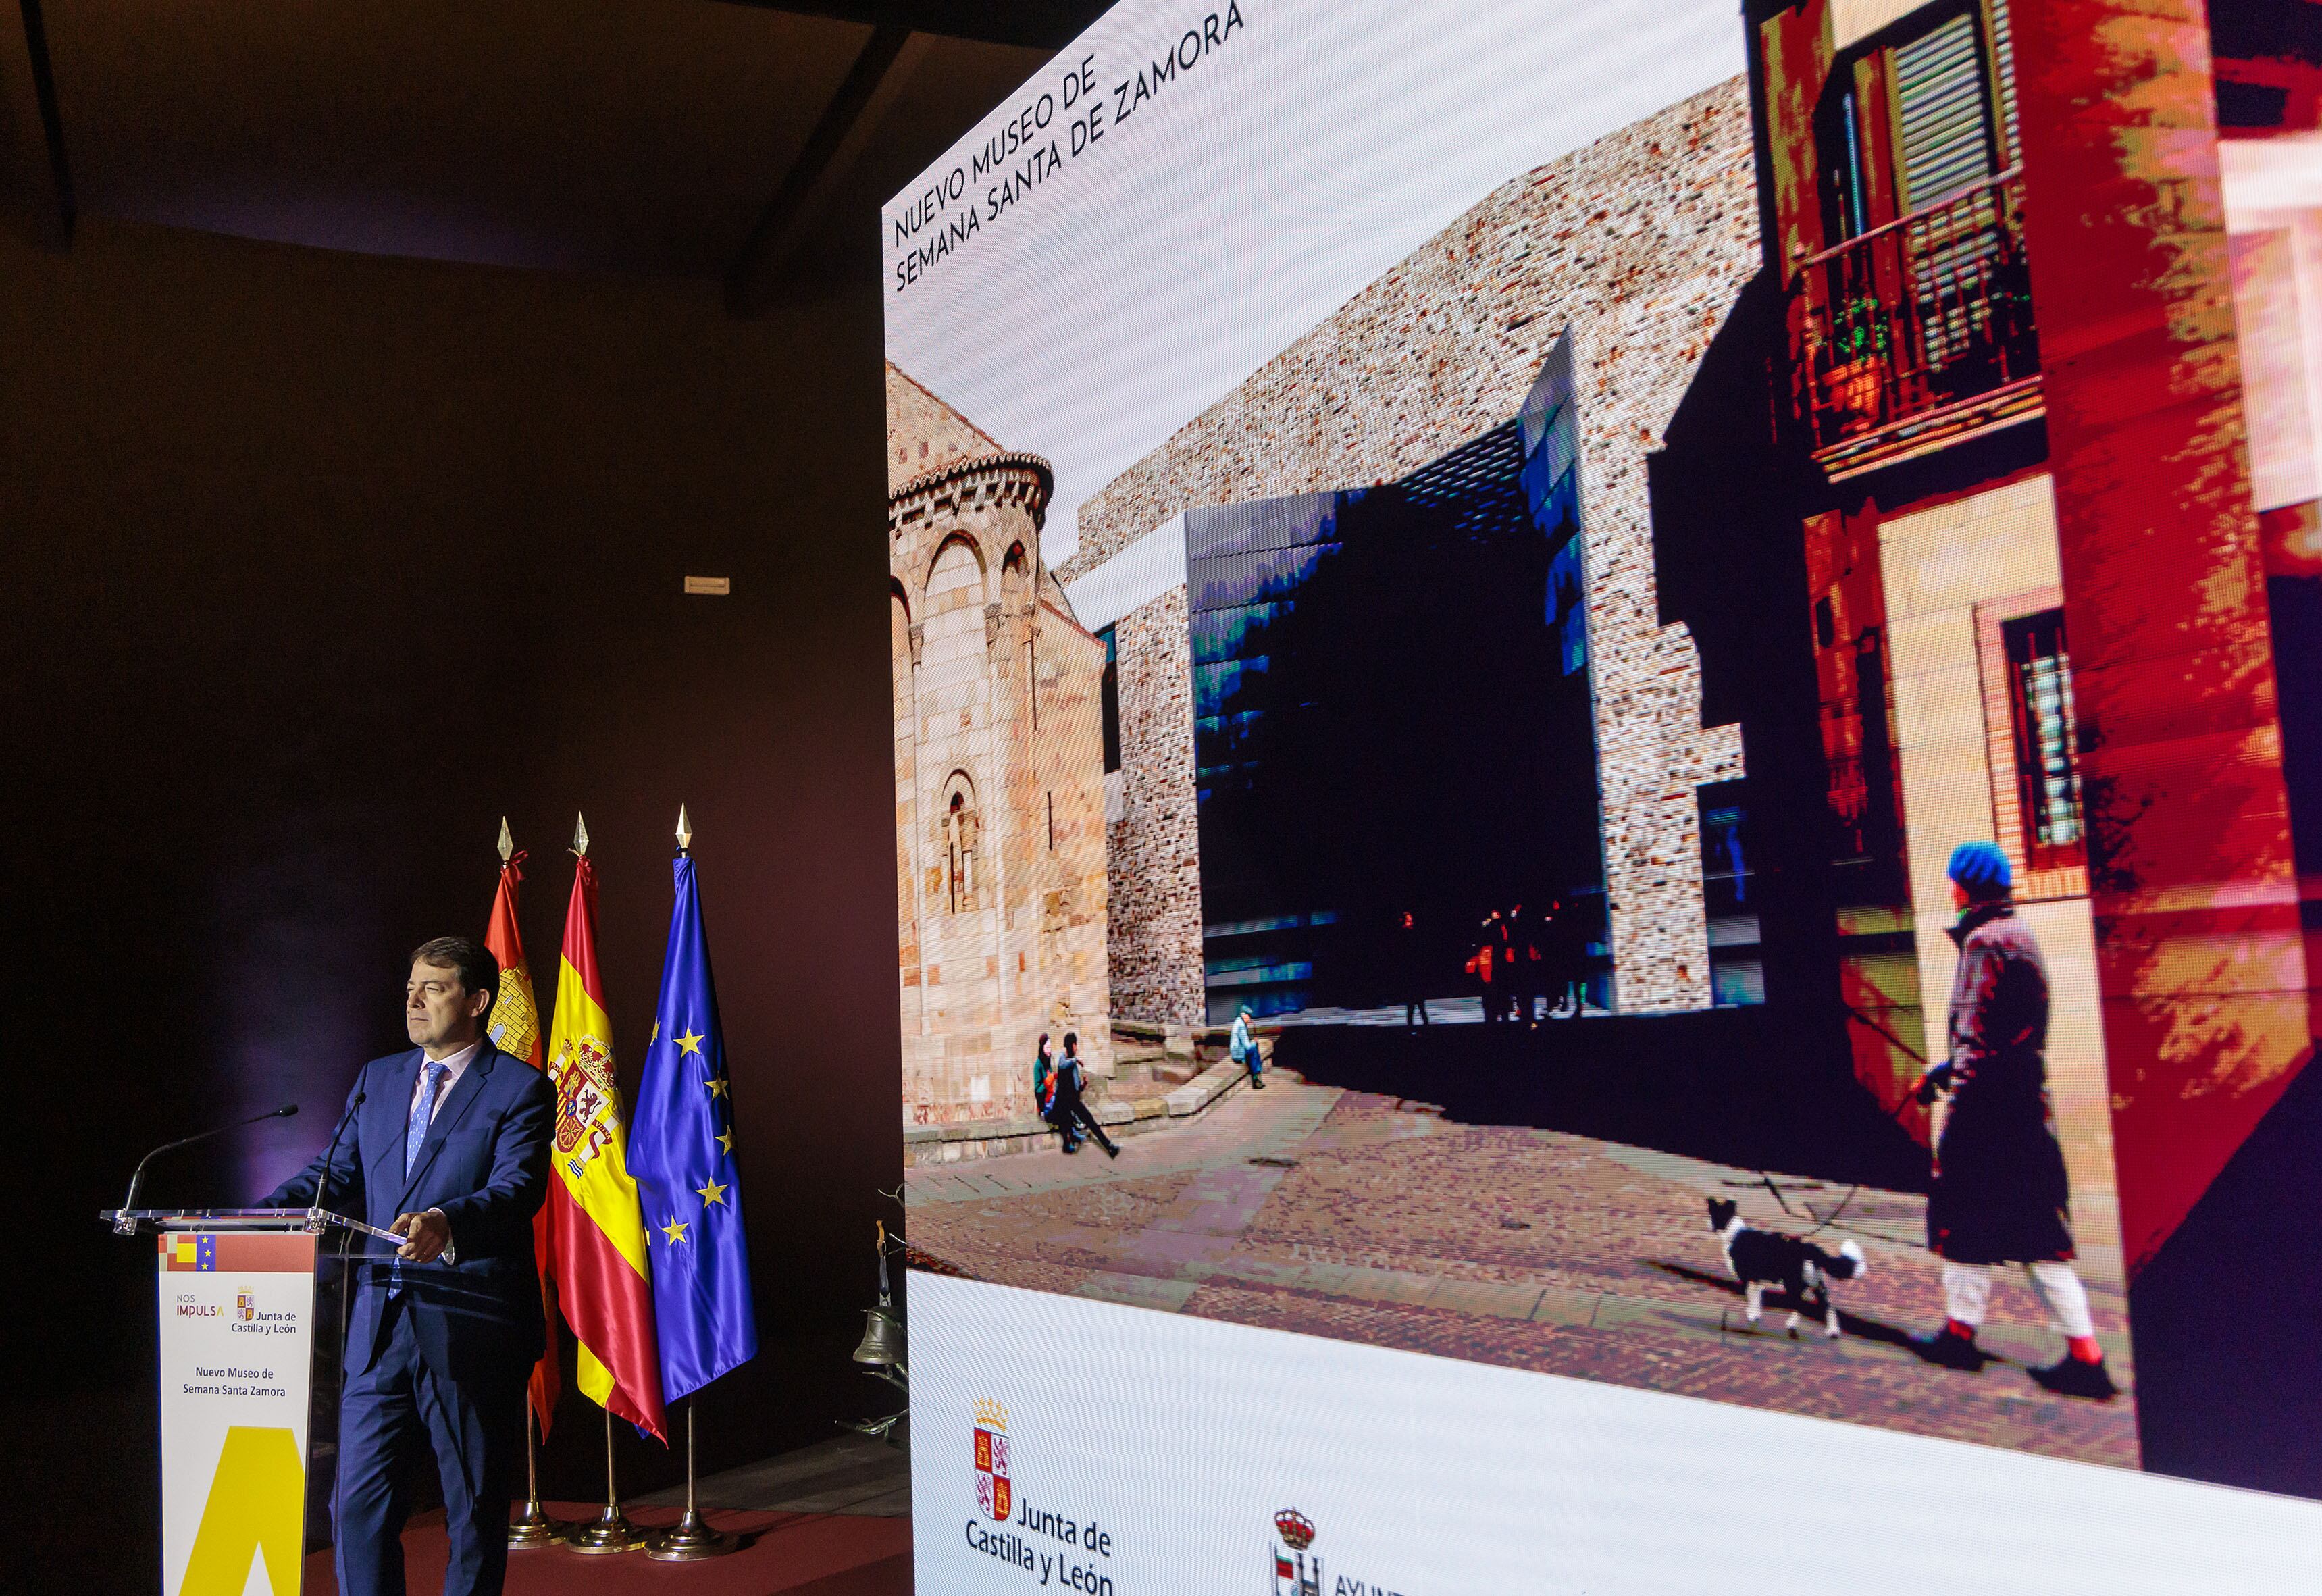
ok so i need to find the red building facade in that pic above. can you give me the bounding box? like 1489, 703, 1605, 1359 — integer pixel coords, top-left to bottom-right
1749, 0, 2322, 1484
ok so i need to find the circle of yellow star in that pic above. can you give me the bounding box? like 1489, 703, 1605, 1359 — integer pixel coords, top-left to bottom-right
661, 1218, 690, 1245
705, 1076, 728, 1099
675, 1029, 706, 1056
696, 1176, 729, 1208
716, 1127, 735, 1156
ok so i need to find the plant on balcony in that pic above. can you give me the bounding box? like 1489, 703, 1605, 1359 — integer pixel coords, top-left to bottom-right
1822, 290, 1891, 432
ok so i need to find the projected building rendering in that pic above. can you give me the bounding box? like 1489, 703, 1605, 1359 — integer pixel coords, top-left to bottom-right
1185, 342, 1611, 1023
887, 0, 2322, 1508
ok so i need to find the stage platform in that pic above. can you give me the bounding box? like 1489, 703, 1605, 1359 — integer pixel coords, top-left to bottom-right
299, 1437, 912, 1595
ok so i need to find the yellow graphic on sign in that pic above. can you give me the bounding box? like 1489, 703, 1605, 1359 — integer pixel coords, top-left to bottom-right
179, 1426, 305, 1596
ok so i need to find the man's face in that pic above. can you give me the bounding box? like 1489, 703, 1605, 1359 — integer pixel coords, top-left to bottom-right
406, 961, 488, 1053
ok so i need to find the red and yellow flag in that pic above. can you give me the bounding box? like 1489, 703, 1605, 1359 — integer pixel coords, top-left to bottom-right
543, 848, 667, 1441
482, 845, 560, 1436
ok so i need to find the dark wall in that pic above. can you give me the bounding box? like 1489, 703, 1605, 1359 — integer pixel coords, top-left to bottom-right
0, 215, 900, 1589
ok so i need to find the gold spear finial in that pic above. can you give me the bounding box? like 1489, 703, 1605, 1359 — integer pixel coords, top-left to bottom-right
497, 816, 514, 865
676, 803, 692, 854
573, 812, 590, 858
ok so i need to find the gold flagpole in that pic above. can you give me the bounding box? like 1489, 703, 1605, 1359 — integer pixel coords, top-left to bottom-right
644, 802, 733, 1559
505, 1408, 569, 1546
646, 1401, 733, 1560
564, 1406, 646, 1553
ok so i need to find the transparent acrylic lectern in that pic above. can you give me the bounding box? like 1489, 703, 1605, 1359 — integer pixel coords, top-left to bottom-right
100, 1208, 405, 1596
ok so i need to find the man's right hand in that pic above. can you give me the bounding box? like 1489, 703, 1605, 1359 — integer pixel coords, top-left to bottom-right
392, 1209, 453, 1264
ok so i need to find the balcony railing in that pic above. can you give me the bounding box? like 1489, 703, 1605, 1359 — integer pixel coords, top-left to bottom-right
1787, 168, 2040, 471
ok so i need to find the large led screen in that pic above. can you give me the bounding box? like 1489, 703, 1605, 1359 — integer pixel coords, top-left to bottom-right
883, 0, 2322, 1580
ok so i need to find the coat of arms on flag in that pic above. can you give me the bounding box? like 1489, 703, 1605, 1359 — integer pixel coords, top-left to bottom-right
973, 1399, 1012, 1522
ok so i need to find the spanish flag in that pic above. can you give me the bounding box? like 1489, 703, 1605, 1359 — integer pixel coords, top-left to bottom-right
543, 845, 667, 1440
482, 842, 561, 1436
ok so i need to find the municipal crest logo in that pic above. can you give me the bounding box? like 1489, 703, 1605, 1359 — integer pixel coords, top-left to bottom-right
973, 1398, 1012, 1522
1272, 1508, 1320, 1595
236, 1292, 256, 1322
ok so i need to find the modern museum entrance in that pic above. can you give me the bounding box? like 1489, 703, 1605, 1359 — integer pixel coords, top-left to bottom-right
1189, 341, 1609, 1028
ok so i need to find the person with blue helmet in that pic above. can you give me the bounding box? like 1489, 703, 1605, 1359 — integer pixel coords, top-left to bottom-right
1909, 840, 2117, 1399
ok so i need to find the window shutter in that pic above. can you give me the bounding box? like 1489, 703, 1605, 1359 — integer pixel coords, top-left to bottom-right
1893, 12, 1994, 212
1989, 0, 2019, 167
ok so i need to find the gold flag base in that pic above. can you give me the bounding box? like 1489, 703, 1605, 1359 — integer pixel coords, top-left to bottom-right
644, 1406, 733, 1560
505, 1505, 570, 1549
565, 1406, 646, 1555
644, 1514, 734, 1562
507, 1410, 571, 1547
565, 1510, 648, 1555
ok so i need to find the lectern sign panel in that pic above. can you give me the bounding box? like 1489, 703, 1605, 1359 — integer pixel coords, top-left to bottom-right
157, 1231, 317, 1596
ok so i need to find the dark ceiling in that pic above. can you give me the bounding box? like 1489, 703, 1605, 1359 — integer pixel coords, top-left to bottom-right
0, 1, 1112, 304
736, 1, 1114, 50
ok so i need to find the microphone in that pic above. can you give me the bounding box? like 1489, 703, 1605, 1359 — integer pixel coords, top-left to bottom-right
113, 1104, 298, 1235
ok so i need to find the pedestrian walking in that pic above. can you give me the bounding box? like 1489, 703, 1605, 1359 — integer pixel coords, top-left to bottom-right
1397, 910, 1430, 1028
1033, 1032, 1070, 1150
1909, 841, 2117, 1399
1474, 910, 1512, 1022
1054, 1033, 1119, 1158
1546, 895, 1585, 1019
1512, 902, 1545, 1027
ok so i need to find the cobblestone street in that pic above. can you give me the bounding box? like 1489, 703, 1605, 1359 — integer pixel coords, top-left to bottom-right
906, 1075, 2139, 1468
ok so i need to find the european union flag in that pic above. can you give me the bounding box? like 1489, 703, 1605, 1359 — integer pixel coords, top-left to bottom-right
629, 854, 758, 1402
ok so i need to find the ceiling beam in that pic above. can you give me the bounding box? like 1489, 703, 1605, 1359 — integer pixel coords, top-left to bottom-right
726, 24, 929, 315
715, 1, 1108, 52
15, 0, 74, 242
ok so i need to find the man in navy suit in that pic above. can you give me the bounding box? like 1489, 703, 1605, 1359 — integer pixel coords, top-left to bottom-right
263, 935, 557, 1596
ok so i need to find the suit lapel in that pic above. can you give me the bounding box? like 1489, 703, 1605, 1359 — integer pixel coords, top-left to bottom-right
364, 1051, 425, 1204
393, 1041, 498, 1212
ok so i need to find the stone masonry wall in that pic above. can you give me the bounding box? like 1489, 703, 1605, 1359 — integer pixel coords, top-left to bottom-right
1034, 597, 1114, 1053
889, 364, 1112, 1125
1106, 584, 1202, 1024
1059, 78, 1759, 1016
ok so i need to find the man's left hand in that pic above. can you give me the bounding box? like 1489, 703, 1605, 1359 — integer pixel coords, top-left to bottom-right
392, 1209, 453, 1263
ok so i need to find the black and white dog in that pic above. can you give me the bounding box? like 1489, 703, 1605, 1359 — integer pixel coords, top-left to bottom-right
1706, 1197, 1868, 1339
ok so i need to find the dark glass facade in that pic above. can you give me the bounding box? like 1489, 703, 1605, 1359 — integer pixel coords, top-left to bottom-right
1186, 339, 1615, 1020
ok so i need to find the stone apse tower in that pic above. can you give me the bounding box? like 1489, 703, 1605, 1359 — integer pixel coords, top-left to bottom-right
887, 363, 1112, 1132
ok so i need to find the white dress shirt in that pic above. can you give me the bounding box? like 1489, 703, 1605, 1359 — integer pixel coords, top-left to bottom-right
410, 1037, 482, 1126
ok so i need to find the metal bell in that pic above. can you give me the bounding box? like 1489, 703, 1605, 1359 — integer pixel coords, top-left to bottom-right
852, 1304, 906, 1367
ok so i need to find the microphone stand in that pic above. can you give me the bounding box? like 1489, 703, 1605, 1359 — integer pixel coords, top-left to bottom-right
311, 1091, 367, 1221
311, 1091, 369, 1374
319, 1091, 365, 1560
113, 1104, 299, 1235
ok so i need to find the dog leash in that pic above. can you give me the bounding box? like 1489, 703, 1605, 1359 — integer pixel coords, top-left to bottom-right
1763, 1002, 1933, 1243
